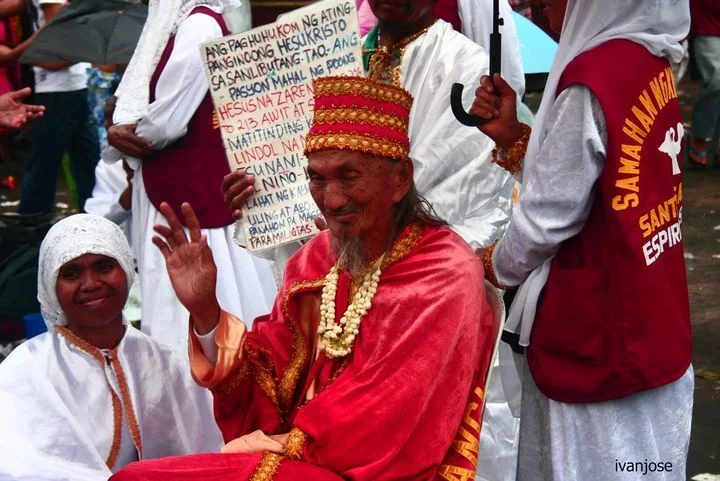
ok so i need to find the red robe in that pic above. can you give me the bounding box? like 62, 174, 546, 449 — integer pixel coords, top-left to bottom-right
112, 223, 495, 481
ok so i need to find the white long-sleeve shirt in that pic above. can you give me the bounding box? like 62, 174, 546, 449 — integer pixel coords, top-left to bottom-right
493, 85, 608, 287
135, 13, 223, 149
105, 12, 223, 166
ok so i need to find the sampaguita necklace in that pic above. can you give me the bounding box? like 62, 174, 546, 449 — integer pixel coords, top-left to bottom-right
317, 257, 384, 358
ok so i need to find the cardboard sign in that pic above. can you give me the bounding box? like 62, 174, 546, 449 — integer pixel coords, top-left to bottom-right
201, 0, 364, 252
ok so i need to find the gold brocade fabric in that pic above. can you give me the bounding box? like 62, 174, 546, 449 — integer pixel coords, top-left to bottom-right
364, 23, 435, 86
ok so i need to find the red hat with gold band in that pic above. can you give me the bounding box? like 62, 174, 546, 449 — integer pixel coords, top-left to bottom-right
304, 76, 413, 161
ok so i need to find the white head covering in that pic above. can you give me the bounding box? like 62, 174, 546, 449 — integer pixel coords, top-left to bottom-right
38, 215, 135, 329
505, 0, 690, 351
524, 0, 689, 183
113, 0, 250, 125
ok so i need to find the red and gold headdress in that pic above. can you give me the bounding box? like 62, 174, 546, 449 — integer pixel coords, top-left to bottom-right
304, 76, 413, 161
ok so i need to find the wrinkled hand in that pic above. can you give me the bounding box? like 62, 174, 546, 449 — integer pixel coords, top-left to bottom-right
0, 88, 44, 130
108, 123, 153, 159
152, 202, 220, 334
469, 74, 524, 149
221, 170, 256, 220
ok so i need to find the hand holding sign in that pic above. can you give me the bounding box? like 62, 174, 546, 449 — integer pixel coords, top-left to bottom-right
222, 171, 256, 220
201, 0, 364, 252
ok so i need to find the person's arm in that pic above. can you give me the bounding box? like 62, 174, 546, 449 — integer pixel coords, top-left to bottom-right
0, 0, 26, 18
135, 13, 222, 149
84, 161, 132, 225
0, 30, 38, 66
491, 85, 608, 287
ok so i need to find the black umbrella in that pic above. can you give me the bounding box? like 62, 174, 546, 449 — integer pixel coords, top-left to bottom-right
20, 0, 147, 66
450, 0, 503, 127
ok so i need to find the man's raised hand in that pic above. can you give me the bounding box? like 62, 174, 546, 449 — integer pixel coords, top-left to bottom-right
152, 202, 220, 334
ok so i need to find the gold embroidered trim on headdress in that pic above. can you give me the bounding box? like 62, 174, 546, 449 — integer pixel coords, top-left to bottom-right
305, 133, 408, 161
313, 77, 413, 110
313, 107, 409, 131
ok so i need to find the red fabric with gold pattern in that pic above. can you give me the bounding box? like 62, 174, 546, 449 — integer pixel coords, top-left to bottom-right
304, 76, 413, 161
110, 225, 496, 481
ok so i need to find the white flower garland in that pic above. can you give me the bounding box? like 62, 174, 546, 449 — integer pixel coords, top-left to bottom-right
317, 259, 383, 358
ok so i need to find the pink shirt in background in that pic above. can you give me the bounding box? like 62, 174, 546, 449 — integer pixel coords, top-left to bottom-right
355, 0, 377, 37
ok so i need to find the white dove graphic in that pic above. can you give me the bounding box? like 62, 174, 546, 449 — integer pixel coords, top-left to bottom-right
658, 122, 684, 176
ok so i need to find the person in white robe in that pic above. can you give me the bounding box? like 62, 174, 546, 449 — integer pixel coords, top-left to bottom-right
469, 1, 693, 480
85, 159, 132, 237
0, 214, 223, 481
105, 0, 277, 356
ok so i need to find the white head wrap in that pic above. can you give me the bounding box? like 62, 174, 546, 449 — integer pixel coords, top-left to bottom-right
113, 0, 251, 125
506, 0, 690, 349
38, 215, 135, 329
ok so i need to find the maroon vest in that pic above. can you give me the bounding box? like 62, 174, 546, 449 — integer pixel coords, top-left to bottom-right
527, 40, 692, 403
143, 7, 233, 228
432, 0, 462, 33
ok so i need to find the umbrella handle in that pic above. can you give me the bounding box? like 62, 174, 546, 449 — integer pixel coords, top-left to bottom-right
452, 3, 503, 128
450, 83, 486, 128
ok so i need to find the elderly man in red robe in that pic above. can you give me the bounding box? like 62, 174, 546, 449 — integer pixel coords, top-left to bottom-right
112, 77, 497, 481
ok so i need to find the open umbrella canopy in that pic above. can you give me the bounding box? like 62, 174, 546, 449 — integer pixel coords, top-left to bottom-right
20, 0, 147, 66
513, 11, 557, 75
512, 12, 558, 92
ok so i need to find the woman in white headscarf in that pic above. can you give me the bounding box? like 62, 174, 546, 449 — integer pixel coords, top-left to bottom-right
105, 0, 277, 357
0, 215, 223, 481
469, 1, 693, 480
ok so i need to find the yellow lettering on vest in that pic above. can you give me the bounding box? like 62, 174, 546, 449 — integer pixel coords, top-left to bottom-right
621, 144, 642, 161
623, 119, 647, 144
616, 176, 640, 193
658, 202, 671, 225
666, 67, 678, 100
632, 106, 654, 133
639, 214, 652, 238
638, 89, 658, 121
650, 209, 661, 231
613, 193, 639, 211
474, 386, 484, 400
677, 183, 683, 203
658, 71, 669, 104
649, 78, 667, 110
638, 189, 684, 238
453, 427, 479, 466
619, 157, 640, 175
668, 193, 678, 218
437, 465, 477, 481
462, 401, 481, 433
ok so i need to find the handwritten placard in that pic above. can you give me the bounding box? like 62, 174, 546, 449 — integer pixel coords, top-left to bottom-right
201, 0, 364, 252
